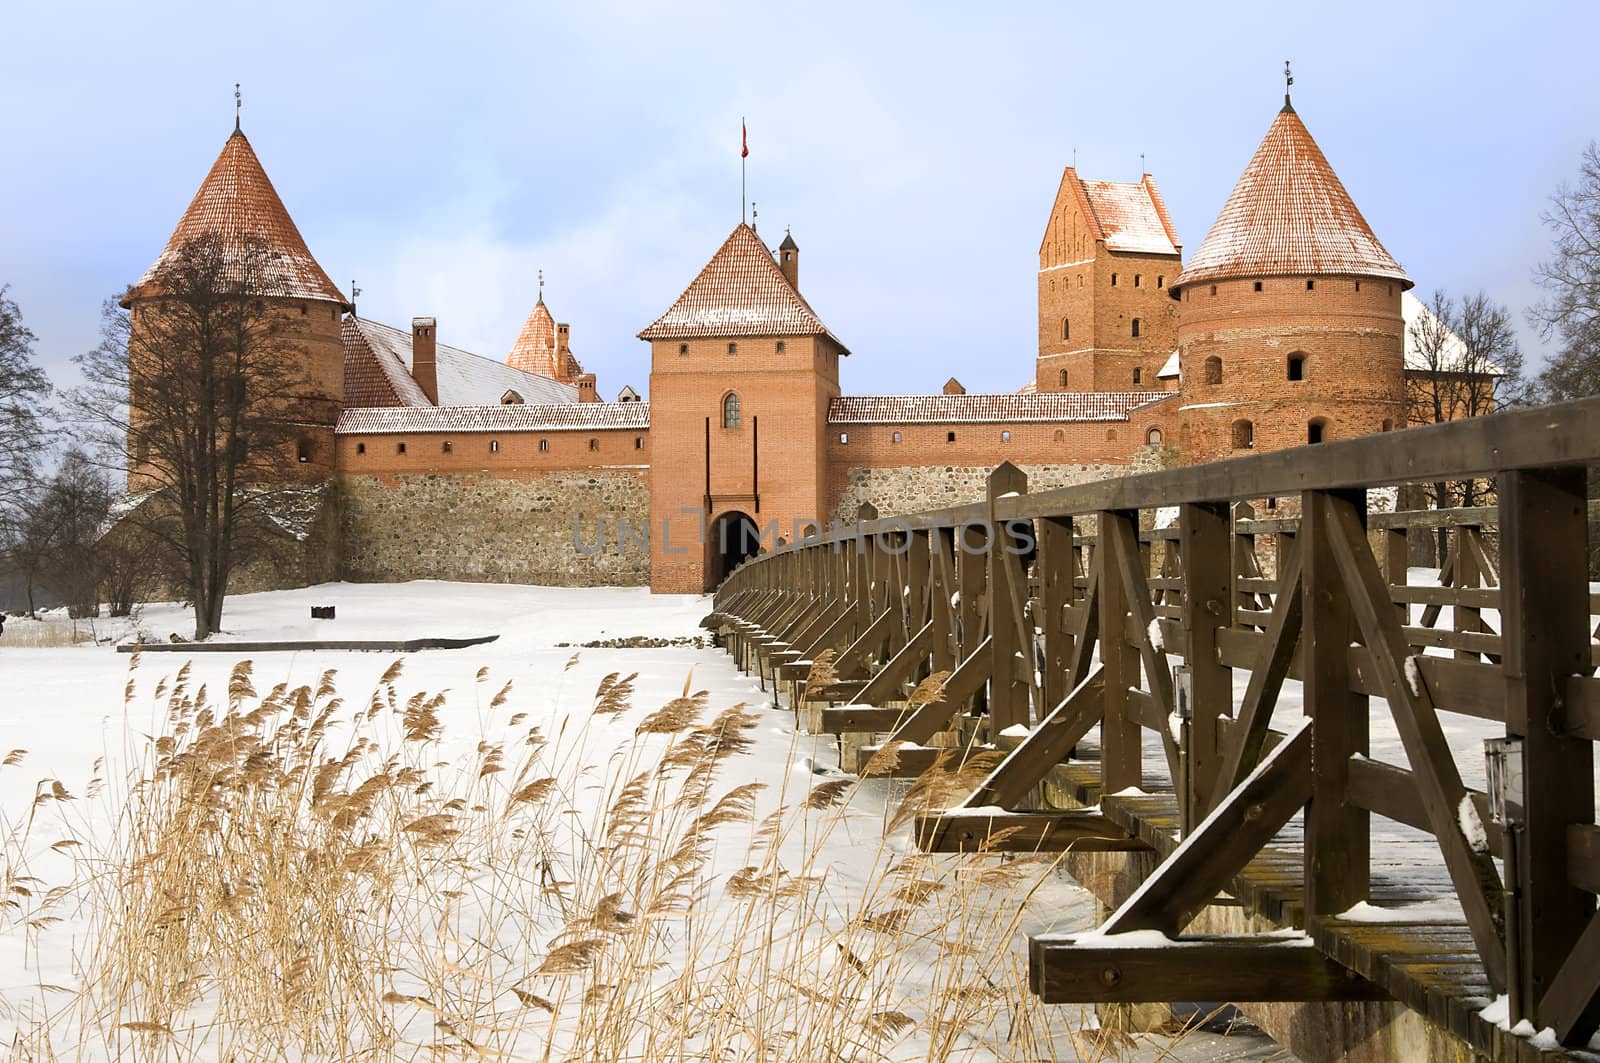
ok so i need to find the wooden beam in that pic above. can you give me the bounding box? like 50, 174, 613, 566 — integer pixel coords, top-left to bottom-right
959, 665, 1105, 810
1321, 494, 1506, 991
1030, 934, 1389, 1004
851, 620, 933, 707
1180, 501, 1232, 825
914, 809, 1143, 854
885, 635, 993, 745
1346, 755, 1503, 853
1537, 909, 1600, 1047
1098, 723, 1312, 936
1570, 824, 1600, 895
819, 705, 910, 735
1212, 549, 1302, 805
1097, 511, 1142, 794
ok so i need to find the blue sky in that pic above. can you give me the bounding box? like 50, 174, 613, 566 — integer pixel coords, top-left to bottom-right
3, 0, 1597, 403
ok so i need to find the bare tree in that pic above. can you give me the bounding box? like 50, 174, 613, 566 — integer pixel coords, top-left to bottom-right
70, 234, 313, 639
1532, 141, 1600, 400
36, 448, 115, 618
0, 286, 52, 514
0, 488, 52, 617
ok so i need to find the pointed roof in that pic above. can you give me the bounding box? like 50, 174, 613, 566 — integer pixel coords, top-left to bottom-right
1043, 169, 1182, 258
342, 317, 577, 408
1173, 107, 1410, 292
506, 297, 560, 376
125, 130, 348, 307
637, 223, 847, 352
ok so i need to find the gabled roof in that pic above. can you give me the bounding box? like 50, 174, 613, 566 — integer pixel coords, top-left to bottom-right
1174, 107, 1410, 292
827, 393, 1162, 425
1402, 292, 1503, 375
126, 130, 348, 307
337, 402, 649, 435
638, 223, 847, 351
342, 318, 578, 408
1045, 168, 1182, 258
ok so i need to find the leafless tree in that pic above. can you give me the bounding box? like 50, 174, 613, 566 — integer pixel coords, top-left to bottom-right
35, 448, 115, 617
70, 234, 313, 639
1406, 289, 1525, 559
0, 489, 52, 617
1532, 141, 1600, 401
0, 286, 52, 514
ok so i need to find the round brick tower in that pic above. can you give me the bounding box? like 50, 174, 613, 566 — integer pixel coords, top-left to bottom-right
1170, 96, 1411, 464
122, 122, 349, 483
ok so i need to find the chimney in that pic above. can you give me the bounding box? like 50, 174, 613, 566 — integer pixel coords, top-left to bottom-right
412, 317, 439, 405
576, 373, 599, 403
778, 228, 799, 290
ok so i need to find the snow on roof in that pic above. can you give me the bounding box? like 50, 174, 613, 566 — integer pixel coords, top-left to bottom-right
638, 224, 847, 350
1157, 350, 1181, 379
125, 130, 348, 308
1174, 107, 1410, 292
827, 393, 1162, 425
337, 402, 650, 435
346, 318, 578, 408
1079, 177, 1182, 256
1402, 292, 1503, 375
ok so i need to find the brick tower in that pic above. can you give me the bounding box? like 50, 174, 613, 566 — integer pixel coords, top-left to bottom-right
640, 224, 849, 592
1036, 169, 1182, 394
122, 121, 349, 481
506, 282, 599, 400
1170, 94, 1411, 464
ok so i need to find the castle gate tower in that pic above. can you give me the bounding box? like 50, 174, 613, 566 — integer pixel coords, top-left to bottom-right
1170, 95, 1411, 464
640, 224, 849, 593
122, 121, 349, 484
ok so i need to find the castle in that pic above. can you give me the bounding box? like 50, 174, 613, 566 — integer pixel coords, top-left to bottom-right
122, 89, 1432, 594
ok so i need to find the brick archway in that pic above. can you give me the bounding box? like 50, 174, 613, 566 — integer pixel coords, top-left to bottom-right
707, 510, 760, 588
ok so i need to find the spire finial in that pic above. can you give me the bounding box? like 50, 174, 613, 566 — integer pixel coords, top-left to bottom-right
234, 83, 242, 133
537, 269, 544, 304
751, 201, 758, 233
1139, 151, 1146, 175
351, 279, 361, 315
1283, 60, 1295, 113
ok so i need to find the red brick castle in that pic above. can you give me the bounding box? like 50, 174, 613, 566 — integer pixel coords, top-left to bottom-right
122, 88, 1428, 594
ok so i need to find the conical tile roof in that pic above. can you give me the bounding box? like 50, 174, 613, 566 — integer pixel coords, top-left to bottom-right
1174, 107, 1409, 292
506, 296, 560, 376
638, 223, 846, 352
125, 129, 348, 306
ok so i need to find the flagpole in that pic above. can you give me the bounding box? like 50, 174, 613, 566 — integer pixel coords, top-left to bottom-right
741, 116, 746, 224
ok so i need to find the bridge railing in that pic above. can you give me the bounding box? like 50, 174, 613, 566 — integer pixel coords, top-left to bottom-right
709, 395, 1600, 1049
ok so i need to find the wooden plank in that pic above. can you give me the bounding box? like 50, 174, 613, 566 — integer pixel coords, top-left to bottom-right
1097, 511, 1142, 794
1180, 501, 1233, 824
819, 705, 910, 735
914, 809, 1143, 854
960, 665, 1105, 810
1500, 467, 1597, 1030
1536, 910, 1600, 1048
851, 620, 933, 708
1301, 489, 1370, 918
1321, 493, 1506, 992
1030, 935, 1389, 1004
1106, 513, 1183, 790
885, 635, 992, 745
1346, 755, 1504, 853
1567, 825, 1600, 895
1212, 548, 1303, 805
1097, 723, 1312, 936
830, 608, 895, 681
1037, 515, 1074, 713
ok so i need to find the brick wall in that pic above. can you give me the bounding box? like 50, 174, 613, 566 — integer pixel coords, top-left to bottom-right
335, 426, 650, 473
338, 468, 649, 586
1176, 275, 1405, 464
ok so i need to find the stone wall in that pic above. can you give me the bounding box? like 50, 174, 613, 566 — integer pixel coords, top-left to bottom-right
831, 447, 1171, 524
339, 468, 650, 586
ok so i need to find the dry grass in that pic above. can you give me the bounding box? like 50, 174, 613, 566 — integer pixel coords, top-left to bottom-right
0, 650, 1179, 1061
0, 615, 103, 648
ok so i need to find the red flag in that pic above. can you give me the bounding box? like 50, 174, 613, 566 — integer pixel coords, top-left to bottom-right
741, 120, 749, 159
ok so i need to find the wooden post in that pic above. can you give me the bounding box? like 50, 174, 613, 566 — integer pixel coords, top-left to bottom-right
1179, 501, 1231, 827
928, 526, 957, 674
1300, 489, 1370, 916
1097, 509, 1142, 794
1500, 468, 1596, 1030
986, 463, 1029, 733
1038, 516, 1074, 715
1385, 525, 1409, 627
1454, 524, 1482, 662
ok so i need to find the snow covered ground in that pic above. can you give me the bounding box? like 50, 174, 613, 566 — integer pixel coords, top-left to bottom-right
0, 581, 1286, 1060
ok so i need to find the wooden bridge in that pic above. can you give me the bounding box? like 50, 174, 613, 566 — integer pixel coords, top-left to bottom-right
704, 396, 1600, 1062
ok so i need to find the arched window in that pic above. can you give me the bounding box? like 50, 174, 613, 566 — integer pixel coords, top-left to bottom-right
1132, 367, 1143, 385
296, 436, 313, 464
588, 438, 599, 451
1147, 427, 1163, 445
1058, 368, 1068, 388
1131, 318, 1141, 338
1062, 318, 1070, 341
1232, 419, 1254, 450
1001, 430, 1011, 442
1288, 354, 1306, 381
892, 431, 902, 443
1203, 356, 1223, 385
722, 392, 741, 428
1308, 419, 1327, 445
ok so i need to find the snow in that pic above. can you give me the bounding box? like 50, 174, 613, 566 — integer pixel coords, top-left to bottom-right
1458, 794, 1490, 853
1403, 655, 1424, 697
1110, 786, 1148, 797
1167, 712, 1185, 743
1340, 899, 1465, 923
998, 723, 1032, 739
1147, 616, 1165, 651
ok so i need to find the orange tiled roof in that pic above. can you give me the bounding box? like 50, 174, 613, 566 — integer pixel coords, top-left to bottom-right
336, 402, 649, 434
1070, 173, 1183, 256
827, 393, 1162, 425
506, 297, 560, 376
343, 318, 577, 408
342, 317, 433, 407
126, 130, 348, 307
638, 224, 847, 351
1174, 106, 1410, 291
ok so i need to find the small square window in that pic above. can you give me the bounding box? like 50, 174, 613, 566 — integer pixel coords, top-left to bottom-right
776, 340, 785, 353
727, 342, 737, 354
947, 431, 956, 443
397, 442, 406, 455
679, 343, 689, 355
839, 432, 848, 444
1133, 367, 1143, 385
634, 436, 644, 449
1254, 281, 1263, 292
588, 438, 599, 451
442, 440, 452, 453
891, 431, 901, 443
356, 442, 366, 455
1001, 430, 1011, 442
1210, 285, 1217, 295
1306, 279, 1315, 290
